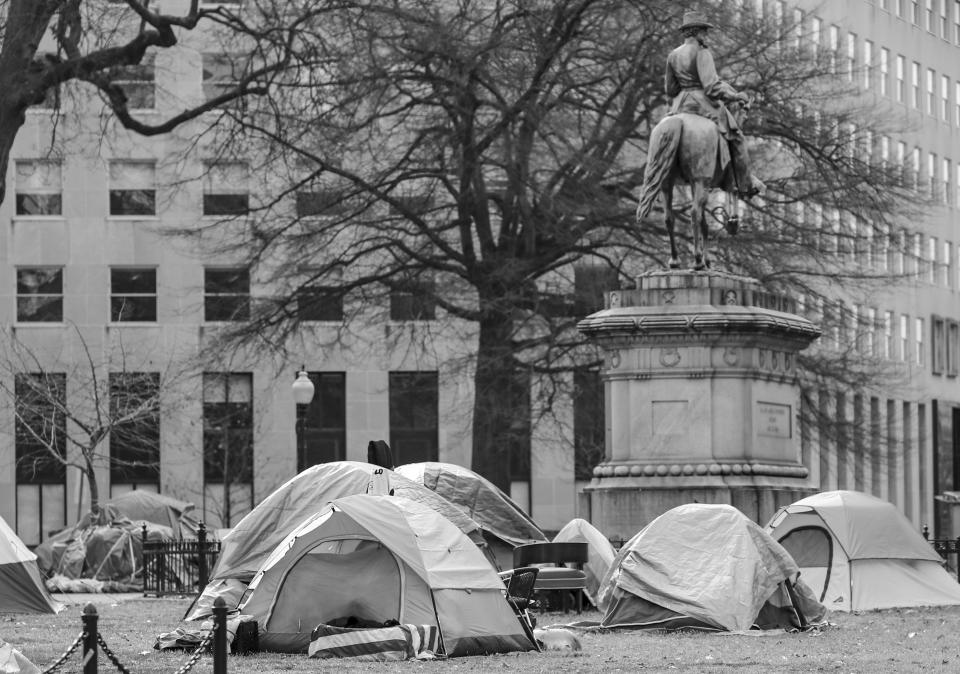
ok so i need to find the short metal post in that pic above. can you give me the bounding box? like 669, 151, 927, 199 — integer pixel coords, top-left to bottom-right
142, 523, 148, 596
955, 537, 960, 583
82, 603, 98, 674
197, 522, 209, 591
213, 596, 227, 674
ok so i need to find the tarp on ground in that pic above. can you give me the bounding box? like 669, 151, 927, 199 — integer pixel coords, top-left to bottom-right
238, 494, 536, 656
767, 490, 960, 611
598, 503, 826, 631
0, 515, 63, 614
186, 461, 484, 620
553, 518, 616, 608
395, 462, 548, 570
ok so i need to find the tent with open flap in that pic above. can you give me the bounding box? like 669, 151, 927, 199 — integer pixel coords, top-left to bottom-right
237, 493, 536, 656
553, 518, 616, 607
597, 503, 826, 630
0, 515, 63, 614
766, 490, 960, 611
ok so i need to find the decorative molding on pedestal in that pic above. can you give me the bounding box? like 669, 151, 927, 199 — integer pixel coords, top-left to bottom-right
577, 269, 823, 536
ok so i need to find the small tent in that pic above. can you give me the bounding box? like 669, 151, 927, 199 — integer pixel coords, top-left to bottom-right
0, 515, 63, 614
766, 490, 960, 611
598, 504, 825, 631
395, 462, 548, 570
238, 494, 536, 656
186, 461, 483, 620
553, 518, 616, 607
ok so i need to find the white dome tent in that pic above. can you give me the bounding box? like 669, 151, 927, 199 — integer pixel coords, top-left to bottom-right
238, 494, 535, 656
766, 490, 960, 611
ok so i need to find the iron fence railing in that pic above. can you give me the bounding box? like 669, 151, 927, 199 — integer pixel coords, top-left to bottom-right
142, 522, 221, 597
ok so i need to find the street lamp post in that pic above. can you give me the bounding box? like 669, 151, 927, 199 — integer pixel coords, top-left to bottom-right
292, 368, 315, 471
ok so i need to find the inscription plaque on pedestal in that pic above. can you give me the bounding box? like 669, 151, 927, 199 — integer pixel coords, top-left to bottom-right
756, 402, 791, 439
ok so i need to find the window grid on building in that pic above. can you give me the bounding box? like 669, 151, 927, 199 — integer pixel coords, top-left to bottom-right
203, 162, 250, 216
109, 161, 156, 216
912, 61, 921, 108
109, 372, 161, 487
14, 160, 62, 216
204, 268, 250, 321
896, 55, 905, 103
879, 47, 889, 96
110, 268, 157, 322
16, 268, 63, 323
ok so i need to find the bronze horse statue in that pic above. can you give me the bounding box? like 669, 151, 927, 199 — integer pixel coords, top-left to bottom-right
635, 103, 753, 270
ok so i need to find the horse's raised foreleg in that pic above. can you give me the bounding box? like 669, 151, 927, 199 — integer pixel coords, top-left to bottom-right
663, 186, 680, 269
690, 181, 710, 270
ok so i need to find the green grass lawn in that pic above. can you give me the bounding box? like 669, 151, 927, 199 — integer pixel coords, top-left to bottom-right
4, 596, 960, 673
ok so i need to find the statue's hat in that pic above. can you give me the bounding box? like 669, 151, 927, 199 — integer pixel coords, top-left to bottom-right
679, 11, 714, 30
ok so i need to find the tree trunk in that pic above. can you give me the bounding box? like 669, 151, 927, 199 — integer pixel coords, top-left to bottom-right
471, 308, 529, 493
85, 455, 101, 521
0, 105, 29, 206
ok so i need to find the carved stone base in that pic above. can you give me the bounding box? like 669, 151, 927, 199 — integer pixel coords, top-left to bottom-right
585, 482, 817, 543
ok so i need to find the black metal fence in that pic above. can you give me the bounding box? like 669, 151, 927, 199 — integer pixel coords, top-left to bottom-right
142, 522, 221, 597
922, 525, 960, 582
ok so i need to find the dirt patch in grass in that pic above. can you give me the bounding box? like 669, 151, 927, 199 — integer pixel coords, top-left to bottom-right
4, 597, 960, 673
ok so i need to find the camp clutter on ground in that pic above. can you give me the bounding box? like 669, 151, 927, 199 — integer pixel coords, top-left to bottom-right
4, 457, 960, 663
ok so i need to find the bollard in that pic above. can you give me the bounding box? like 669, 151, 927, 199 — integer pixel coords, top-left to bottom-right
82, 603, 98, 674
213, 596, 227, 674
142, 523, 149, 596
197, 522, 209, 591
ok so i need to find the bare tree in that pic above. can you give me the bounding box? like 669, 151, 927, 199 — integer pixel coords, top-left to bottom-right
174, 1, 925, 489
0, 325, 192, 519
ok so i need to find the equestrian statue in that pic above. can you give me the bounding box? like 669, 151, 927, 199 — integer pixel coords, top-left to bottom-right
636, 11, 764, 270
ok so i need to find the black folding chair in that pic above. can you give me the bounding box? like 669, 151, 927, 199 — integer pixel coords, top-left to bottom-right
500, 566, 541, 651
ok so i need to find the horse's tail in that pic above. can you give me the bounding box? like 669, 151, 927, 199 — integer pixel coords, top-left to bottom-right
636, 116, 682, 221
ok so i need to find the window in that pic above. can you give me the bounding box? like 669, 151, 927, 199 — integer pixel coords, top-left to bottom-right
912, 61, 920, 108
880, 135, 890, 169
955, 81, 960, 125
14, 373, 67, 546
846, 32, 856, 82
792, 9, 803, 53
202, 53, 240, 105
896, 229, 906, 274
829, 26, 840, 74
297, 372, 346, 470
202, 372, 253, 526
901, 314, 910, 361
942, 0, 950, 36
296, 286, 344, 321
913, 0, 921, 23
295, 189, 348, 217
110, 52, 155, 109
863, 40, 873, 89
111, 268, 157, 322
17, 268, 63, 322
866, 307, 878, 356
897, 141, 907, 185
15, 160, 62, 215
880, 47, 889, 96
916, 317, 924, 364
811, 17, 822, 56
957, 160, 960, 205
928, 152, 937, 196
941, 75, 949, 120
574, 370, 604, 481
884, 310, 894, 359
929, 235, 938, 282
896, 55, 905, 103
927, 68, 936, 114
927, 0, 935, 29
948, 320, 960, 376
390, 276, 436, 321
956, 0, 960, 42
109, 161, 156, 216
389, 371, 438, 464
204, 268, 250, 321
945, 240, 954, 287
203, 162, 249, 215
912, 146, 921, 190
897, 0, 905, 17
943, 157, 951, 204
109, 372, 160, 486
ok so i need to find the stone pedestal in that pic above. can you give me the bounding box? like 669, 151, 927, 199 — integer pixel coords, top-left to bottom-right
577, 269, 822, 540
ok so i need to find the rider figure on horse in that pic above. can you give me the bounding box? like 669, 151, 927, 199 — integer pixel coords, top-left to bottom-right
665, 11, 762, 200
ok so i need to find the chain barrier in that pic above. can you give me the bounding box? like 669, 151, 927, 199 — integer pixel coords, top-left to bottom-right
97, 634, 133, 674
36, 596, 228, 674
40, 631, 85, 674
171, 632, 214, 674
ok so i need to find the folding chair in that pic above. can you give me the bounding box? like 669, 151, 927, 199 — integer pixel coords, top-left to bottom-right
513, 542, 588, 614
500, 566, 541, 651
